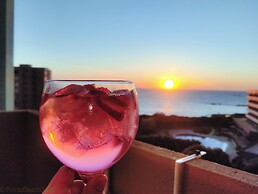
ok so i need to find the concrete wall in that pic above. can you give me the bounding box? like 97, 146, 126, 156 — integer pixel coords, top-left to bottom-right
110, 141, 258, 194
0, 110, 62, 193
0, 111, 26, 187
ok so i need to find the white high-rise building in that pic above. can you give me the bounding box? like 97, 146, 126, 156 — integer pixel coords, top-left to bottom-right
246, 90, 258, 128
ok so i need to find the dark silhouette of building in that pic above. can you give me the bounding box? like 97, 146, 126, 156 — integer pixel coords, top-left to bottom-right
14, 64, 51, 110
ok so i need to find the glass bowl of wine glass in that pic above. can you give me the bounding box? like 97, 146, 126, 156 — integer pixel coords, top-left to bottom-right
39, 80, 139, 179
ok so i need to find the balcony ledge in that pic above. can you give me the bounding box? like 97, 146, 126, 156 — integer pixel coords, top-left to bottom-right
0, 110, 257, 194
110, 140, 258, 194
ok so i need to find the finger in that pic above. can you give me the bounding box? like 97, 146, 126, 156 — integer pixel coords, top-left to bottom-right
81, 174, 108, 194
48, 166, 75, 187
70, 180, 85, 194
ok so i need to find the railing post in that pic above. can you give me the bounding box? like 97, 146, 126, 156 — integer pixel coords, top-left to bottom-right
173, 151, 206, 194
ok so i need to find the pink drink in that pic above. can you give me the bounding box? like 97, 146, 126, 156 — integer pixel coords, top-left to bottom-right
39, 84, 139, 174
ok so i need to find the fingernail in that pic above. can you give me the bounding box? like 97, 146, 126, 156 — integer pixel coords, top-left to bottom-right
94, 175, 107, 192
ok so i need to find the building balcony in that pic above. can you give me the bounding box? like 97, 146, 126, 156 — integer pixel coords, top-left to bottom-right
248, 101, 258, 111
248, 109, 258, 118
246, 113, 258, 127
248, 95, 258, 102
248, 90, 258, 97
0, 110, 257, 194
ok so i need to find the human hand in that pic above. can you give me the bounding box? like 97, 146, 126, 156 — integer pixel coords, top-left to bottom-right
43, 166, 108, 194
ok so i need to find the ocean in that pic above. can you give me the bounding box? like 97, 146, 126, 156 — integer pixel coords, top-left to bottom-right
137, 89, 248, 117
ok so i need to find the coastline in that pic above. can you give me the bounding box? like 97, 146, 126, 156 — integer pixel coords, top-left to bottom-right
136, 113, 258, 174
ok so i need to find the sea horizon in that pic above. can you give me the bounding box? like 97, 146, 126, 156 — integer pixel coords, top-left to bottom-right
136, 87, 248, 93
137, 88, 248, 117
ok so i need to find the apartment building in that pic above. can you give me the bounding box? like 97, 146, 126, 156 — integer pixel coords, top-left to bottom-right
246, 90, 258, 129
14, 64, 51, 110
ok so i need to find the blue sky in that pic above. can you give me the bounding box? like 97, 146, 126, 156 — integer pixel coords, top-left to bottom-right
14, 0, 258, 90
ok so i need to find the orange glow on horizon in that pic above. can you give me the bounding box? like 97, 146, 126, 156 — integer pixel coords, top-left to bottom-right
134, 76, 180, 90
134, 76, 248, 91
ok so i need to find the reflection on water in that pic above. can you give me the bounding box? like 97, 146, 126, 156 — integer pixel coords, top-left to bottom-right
176, 135, 237, 160
177, 135, 229, 151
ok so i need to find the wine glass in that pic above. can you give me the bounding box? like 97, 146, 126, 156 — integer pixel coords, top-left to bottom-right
39, 80, 139, 181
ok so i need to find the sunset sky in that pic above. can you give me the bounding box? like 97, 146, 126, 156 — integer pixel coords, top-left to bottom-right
14, 0, 258, 91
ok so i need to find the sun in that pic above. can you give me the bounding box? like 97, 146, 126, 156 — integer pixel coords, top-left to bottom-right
163, 79, 175, 90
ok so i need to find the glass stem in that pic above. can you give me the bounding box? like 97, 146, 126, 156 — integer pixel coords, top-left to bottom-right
78, 172, 104, 183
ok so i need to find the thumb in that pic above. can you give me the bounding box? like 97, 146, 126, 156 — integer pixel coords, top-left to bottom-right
81, 174, 108, 194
